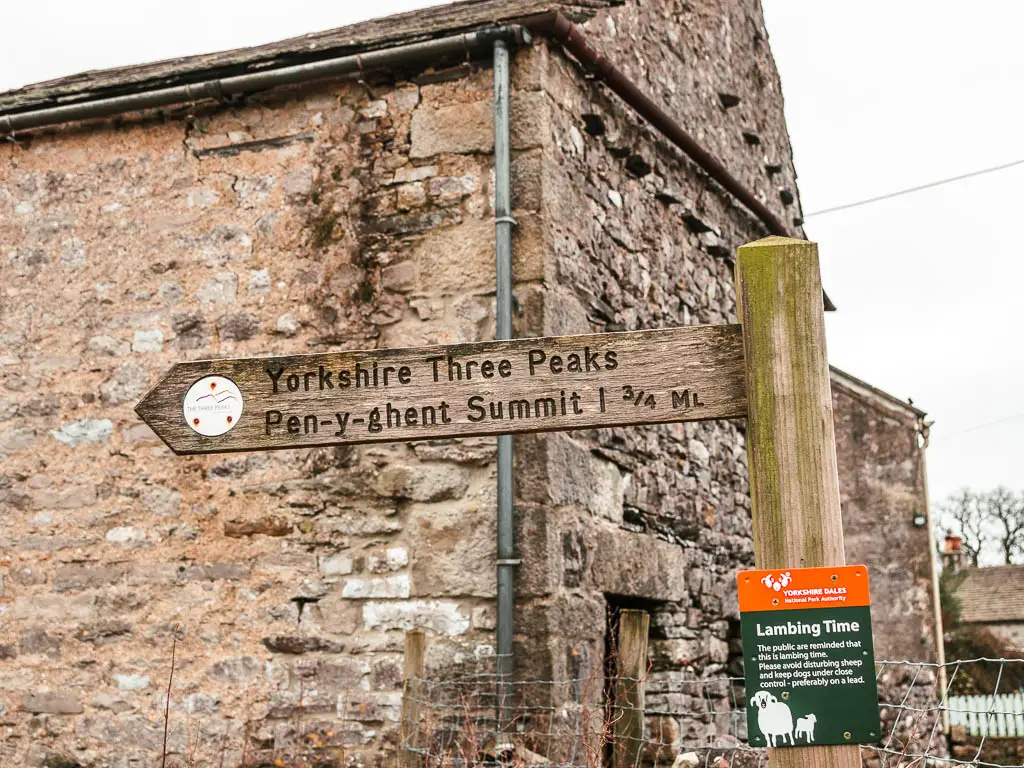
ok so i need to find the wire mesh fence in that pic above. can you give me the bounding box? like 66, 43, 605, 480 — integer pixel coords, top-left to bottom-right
399, 658, 1024, 768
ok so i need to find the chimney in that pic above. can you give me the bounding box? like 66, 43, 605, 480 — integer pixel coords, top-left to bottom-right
942, 530, 963, 573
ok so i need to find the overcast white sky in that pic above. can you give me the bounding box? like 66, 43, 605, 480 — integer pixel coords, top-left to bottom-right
2, 2, 1020, 515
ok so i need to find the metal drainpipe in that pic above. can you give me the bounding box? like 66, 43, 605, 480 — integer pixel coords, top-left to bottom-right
918, 419, 950, 731
492, 35, 519, 745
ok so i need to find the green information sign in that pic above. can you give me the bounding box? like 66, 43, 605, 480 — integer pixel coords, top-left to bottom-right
738, 565, 881, 747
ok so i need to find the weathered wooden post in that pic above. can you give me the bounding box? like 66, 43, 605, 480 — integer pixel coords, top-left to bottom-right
400, 630, 426, 767
736, 236, 861, 768
613, 609, 650, 768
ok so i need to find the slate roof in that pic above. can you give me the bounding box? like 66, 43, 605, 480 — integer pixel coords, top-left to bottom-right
0, 0, 613, 114
953, 565, 1024, 624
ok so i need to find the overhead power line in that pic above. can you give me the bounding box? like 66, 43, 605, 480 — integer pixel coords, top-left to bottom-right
804, 158, 1024, 218
934, 411, 1024, 440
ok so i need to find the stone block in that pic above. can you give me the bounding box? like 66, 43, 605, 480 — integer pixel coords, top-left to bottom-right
590, 528, 687, 602
320, 553, 355, 577
428, 173, 477, 202
409, 92, 544, 158
181, 563, 250, 581
105, 526, 147, 546
143, 485, 181, 516
367, 546, 408, 573
74, 713, 186, 751
402, 217, 544, 298
91, 692, 135, 713
0, 427, 37, 454
374, 464, 469, 502
316, 514, 402, 536
76, 620, 132, 645
410, 101, 492, 158
248, 268, 271, 294
261, 635, 343, 654
13, 594, 97, 621
22, 393, 61, 417
208, 656, 263, 684
50, 418, 113, 447
409, 501, 495, 598
182, 692, 219, 714
113, 673, 150, 690
309, 657, 369, 690
19, 629, 61, 658
131, 329, 163, 353
30, 483, 97, 510
21, 691, 83, 714
196, 273, 238, 305
53, 564, 125, 592
127, 563, 181, 585
552, 435, 624, 521
216, 311, 260, 341
87, 335, 130, 356
339, 691, 402, 722
362, 600, 469, 635
411, 437, 496, 465
100, 361, 150, 405
381, 260, 418, 293
223, 516, 291, 537
392, 164, 436, 184
342, 574, 410, 599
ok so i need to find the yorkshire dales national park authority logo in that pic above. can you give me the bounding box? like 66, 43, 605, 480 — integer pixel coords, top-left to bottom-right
760, 571, 793, 592
183, 376, 244, 437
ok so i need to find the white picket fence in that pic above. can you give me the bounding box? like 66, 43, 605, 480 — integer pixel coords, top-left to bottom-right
948, 693, 1024, 737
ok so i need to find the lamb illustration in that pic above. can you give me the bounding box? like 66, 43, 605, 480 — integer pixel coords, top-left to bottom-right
749, 690, 794, 746
794, 714, 817, 743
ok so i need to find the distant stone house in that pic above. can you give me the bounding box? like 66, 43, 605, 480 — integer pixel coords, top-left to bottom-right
947, 565, 1024, 653
0, 0, 940, 765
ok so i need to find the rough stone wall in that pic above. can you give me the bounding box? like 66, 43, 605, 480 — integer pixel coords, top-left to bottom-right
951, 730, 1024, 766
0, 49, 551, 766
831, 372, 937, 664
513, 0, 801, 750
979, 622, 1024, 653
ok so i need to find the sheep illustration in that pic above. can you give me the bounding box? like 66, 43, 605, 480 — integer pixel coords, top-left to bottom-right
760, 572, 794, 592
794, 713, 817, 743
749, 690, 794, 746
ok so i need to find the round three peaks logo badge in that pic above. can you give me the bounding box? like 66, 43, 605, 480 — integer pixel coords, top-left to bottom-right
183, 376, 243, 437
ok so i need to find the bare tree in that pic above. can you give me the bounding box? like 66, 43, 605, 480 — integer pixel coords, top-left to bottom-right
940, 488, 989, 567
984, 486, 1024, 565
941, 487, 1024, 566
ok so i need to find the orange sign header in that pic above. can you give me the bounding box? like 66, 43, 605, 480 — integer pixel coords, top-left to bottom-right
737, 564, 871, 613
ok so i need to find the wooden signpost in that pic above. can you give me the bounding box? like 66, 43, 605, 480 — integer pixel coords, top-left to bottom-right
136, 325, 746, 454
136, 236, 871, 768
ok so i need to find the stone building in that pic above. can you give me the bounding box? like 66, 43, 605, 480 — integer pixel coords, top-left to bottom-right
0, 0, 939, 765
831, 367, 940, 665
946, 565, 1024, 653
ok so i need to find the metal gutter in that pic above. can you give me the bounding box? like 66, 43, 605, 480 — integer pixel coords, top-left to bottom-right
0, 25, 530, 134
521, 11, 836, 311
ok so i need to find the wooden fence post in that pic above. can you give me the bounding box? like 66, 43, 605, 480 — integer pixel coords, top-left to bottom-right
736, 236, 861, 768
613, 609, 650, 768
400, 630, 426, 768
